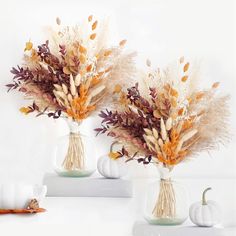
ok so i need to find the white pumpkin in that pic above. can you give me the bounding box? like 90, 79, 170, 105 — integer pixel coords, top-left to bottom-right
189, 187, 221, 227
97, 142, 127, 179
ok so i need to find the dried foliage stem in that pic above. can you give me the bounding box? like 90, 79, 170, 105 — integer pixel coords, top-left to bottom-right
152, 179, 176, 219
62, 132, 85, 171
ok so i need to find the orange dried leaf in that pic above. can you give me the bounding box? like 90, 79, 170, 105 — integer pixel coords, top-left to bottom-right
105, 66, 112, 73
86, 64, 92, 72
91, 76, 100, 86
119, 39, 127, 47
183, 62, 190, 72
181, 75, 188, 82
104, 50, 112, 57
164, 83, 170, 91
113, 84, 122, 94
24, 41, 33, 52
19, 107, 31, 115
90, 33, 96, 40
171, 98, 177, 107
92, 21, 98, 30
79, 45, 87, 54
212, 82, 220, 89
178, 108, 184, 116
196, 92, 204, 100
88, 15, 93, 22
79, 54, 86, 64
108, 152, 120, 160
63, 67, 71, 75
170, 88, 178, 97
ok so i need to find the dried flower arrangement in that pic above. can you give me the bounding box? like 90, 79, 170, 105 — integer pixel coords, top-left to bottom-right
96, 58, 229, 221
7, 16, 135, 173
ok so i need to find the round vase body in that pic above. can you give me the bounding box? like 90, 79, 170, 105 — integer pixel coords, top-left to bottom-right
53, 119, 96, 177
144, 173, 189, 225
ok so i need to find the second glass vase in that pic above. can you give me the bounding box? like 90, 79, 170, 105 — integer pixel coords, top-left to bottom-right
54, 119, 95, 177
144, 167, 189, 225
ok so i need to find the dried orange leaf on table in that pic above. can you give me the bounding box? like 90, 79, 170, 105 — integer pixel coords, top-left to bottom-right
181, 75, 188, 82
88, 15, 93, 22
90, 33, 96, 40
119, 39, 127, 47
92, 21, 98, 30
108, 152, 120, 160
24, 41, 33, 52
212, 82, 220, 89
183, 62, 190, 72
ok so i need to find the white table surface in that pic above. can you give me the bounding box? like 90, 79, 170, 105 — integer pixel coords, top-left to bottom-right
0, 178, 235, 236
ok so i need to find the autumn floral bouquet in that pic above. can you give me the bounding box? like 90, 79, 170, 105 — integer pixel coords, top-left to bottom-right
7, 16, 135, 176
96, 58, 229, 224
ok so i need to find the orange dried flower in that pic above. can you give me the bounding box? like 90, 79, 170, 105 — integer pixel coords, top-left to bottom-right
88, 15, 93, 22
20, 107, 31, 114
113, 84, 122, 94
104, 50, 112, 57
181, 75, 188, 82
79, 54, 86, 64
24, 41, 33, 52
178, 107, 184, 116
183, 62, 190, 72
119, 39, 127, 46
90, 33, 96, 40
108, 152, 120, 160
79, 45, 87, 54
92, 21, 98, 30
170, 88, 178, 97
212, 82, 220, 89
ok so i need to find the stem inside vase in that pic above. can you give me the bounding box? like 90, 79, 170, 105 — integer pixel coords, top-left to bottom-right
152, 178, 176, 219
61, 120, 85, 171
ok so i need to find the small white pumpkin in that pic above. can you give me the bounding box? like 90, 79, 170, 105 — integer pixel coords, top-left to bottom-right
189, 187, 221, 227
97, 142, 127, 179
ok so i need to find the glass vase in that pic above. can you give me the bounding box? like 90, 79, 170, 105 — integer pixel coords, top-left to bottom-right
53, 119, 96, 177
144, 167, 188, 225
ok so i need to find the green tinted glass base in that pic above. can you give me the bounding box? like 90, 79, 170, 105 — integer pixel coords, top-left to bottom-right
144, 216, 187, 225
55, 168, 95, 177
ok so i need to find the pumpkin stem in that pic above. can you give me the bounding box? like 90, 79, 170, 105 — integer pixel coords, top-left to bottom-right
110, 141, 120, 153
202, 187, 211, 205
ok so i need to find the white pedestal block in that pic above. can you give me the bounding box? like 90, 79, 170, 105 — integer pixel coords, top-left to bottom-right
132, 221, 225, 236
43, 173, 133, 197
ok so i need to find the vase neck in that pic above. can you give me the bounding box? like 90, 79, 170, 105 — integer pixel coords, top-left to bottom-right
158, 165, 172, 180
66, 119, 82, 134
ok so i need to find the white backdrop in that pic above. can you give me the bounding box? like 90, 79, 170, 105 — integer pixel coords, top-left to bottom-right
0, 0, 235, 184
